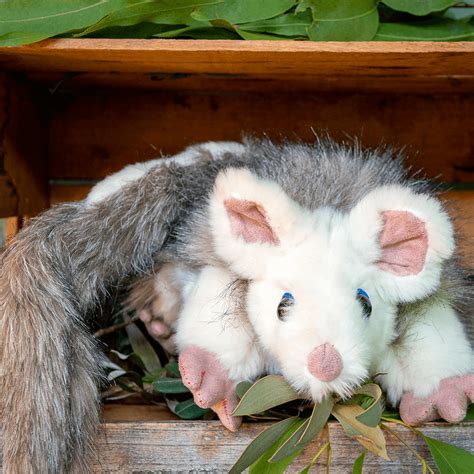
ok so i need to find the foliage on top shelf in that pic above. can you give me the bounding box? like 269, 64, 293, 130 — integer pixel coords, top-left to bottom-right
0, 0, 473, 47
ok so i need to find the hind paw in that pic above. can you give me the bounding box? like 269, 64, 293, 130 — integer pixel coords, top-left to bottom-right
179, 345, 242, 431
400, 374, 474, 425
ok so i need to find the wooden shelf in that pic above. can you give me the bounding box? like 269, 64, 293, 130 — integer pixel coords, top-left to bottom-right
1, 40, 474, 93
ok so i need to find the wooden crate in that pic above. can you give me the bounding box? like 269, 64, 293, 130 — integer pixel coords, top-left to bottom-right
0, 40, 473, 471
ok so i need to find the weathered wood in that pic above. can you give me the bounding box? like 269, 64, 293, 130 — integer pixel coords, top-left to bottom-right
1, 74, 49, 217
47, 91, 474, 183
2, 418, 471, 472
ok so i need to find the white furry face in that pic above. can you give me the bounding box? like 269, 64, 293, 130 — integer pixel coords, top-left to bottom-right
209, 168, 454, 402
244, 210, 396, 401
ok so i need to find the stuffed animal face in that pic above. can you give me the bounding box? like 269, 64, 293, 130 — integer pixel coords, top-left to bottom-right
209, 168, 454, 401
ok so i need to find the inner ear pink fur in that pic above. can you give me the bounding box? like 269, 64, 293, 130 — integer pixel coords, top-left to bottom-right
224, 198, 279, 245
377, 210, 428, 276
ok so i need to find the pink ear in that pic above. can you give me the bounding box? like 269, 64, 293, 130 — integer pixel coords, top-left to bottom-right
377, 211, 428, 276
224, 198, 279, 245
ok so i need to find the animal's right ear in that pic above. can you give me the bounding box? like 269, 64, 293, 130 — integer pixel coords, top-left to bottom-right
209, 168, 309, 279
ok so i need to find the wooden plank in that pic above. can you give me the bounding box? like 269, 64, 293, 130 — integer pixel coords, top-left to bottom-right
2, 419, 471, 472
0, 40, 473, 78
47, 90, 474, 182
2, 74, 49, 217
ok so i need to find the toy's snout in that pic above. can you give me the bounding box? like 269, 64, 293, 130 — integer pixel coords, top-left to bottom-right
307, 343, 343, 382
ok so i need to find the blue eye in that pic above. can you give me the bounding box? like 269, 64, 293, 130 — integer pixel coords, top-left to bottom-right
277, 292, 294, 320
356, 288, 372, 318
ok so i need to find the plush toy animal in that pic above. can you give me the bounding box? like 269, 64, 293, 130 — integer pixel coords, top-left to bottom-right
0, 138, 472, 473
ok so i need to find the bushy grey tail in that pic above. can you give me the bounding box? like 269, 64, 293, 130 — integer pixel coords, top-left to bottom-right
0, 165, 191, 472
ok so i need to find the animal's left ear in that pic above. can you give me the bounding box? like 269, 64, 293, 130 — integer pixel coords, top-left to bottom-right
348, 185, 455, 303
208, 167, 310, 279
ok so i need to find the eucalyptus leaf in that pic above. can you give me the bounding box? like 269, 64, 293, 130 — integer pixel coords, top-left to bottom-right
229, 417, 302, 474
465, 404, 474, 421
164, 359, 181, 378
354, 384, 384, 427
442, 7, 474, 22
76, 0, 221, 36
240, 11, 312, 37
269, 419, 308, 463
174, 398, 210, 419
125, 323, 162, 373
236, 381, 253, 399
353, 450, 366, 474
232, 375, 301, 416
297, 397, 333, 445
374, 19, 474, 41
382, 0, 458, 16
155, 24, 239, 39
332, 403, 389, 460
423, 436, 474, 474
301, 0, 379, 41
152, 377, 189, 393
192, 0, 296, 24
249, 419, 305, 473
0, 0, 128, 47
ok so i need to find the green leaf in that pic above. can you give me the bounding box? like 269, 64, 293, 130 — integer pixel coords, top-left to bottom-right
174, 398, 210, 419
464, 404, 474, 421
332, 403, 389, 460
353, 450, 366, 474
76, 0, 221, 36
300, 0, 379, 41
297, 397, 333, 445
442, 7, 474, 22
152, 377, 189, 393
229, 417, 302, 474
192, 0, 297, 24
125, 323, 162, 373
354, 384, 384, 427
232, 375, 301, 416
155, 24, 240, 39
374, 19, 474, 41
240, 11, 312, 37
164, 359, 181, 378
268, 419, 309, 463
141, 368, 166, 383
249, 419, 305, 474
0, 0, 128, 47
268, 397, 332, 464
424, 436, 474, 474
236, 381, 253, 399
382, 0, 458, 16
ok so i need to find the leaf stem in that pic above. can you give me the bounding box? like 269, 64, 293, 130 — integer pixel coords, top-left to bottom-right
381, 423, 434, 474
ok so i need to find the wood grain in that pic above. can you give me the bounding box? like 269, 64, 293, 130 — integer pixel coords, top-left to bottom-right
0, 176, 17, 217
2, 75, 49, 217
47, 90, 474, 183
3, 418, 469, 473
1, 40, 474, 94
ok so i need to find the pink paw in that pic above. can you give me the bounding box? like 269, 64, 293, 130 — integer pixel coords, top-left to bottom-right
400, 374, 474, 425
179, 346, 242, 431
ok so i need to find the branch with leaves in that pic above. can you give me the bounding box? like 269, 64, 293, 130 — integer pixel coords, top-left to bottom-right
0, 1, 474, 47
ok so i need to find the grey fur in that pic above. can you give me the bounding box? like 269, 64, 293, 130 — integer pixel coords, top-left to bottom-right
0, 137, 471, 472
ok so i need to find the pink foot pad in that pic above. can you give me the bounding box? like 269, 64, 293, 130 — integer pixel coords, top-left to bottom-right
179, 345, 242, 431
400, 374, 474, 425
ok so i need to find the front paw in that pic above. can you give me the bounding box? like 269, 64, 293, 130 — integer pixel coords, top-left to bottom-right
178, 345, 242, 431
400, 374, 474, 425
